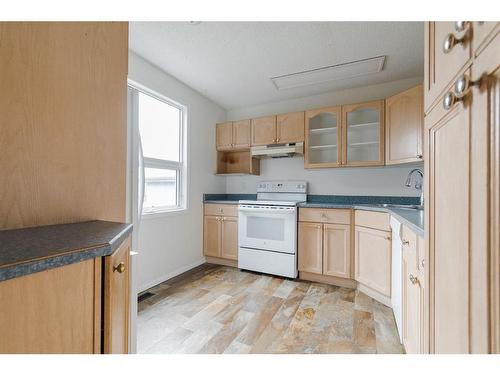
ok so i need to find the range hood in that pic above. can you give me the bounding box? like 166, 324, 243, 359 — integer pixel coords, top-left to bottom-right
251, 142, 304, 158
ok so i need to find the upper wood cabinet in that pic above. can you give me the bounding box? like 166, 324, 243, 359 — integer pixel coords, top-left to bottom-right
232, 120, 251, 148
216, 120, 250, 150
342, 100, 385, 167
276, 111, 305, 143
251, 115, 277, 146
104, 237, 130, 354
304, 106, 342, 168
385, 85, 424, 164
216, 122, 233, 150
298, 222, 323, 274
424, 22, 472, 112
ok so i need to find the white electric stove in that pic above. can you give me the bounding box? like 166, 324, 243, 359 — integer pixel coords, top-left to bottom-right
238, 180, 307, 278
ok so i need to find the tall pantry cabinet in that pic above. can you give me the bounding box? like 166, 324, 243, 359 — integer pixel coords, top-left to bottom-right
424, 21, 500, 354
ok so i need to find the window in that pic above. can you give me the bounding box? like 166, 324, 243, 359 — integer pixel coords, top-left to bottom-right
129, 84, 187, 215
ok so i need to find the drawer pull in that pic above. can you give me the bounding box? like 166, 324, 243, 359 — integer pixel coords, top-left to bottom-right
385, 236, 392, 241
443, 91, 458, 110
113, 262, 126, 274
454, 21, 470, 33
409, 274, 420, 285
416, 154, 423, 159
442, 29, 469, 54
402, 239, 410, 245
443, 74, 479, 110
454, 74, 482, 98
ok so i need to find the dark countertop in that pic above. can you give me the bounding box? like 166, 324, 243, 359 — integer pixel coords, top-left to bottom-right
298, 202, 424, 237
204, 200, 241, 205
0, 220, 133, 282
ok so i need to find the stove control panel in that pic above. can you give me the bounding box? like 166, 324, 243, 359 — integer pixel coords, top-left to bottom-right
256, 180, 307, 194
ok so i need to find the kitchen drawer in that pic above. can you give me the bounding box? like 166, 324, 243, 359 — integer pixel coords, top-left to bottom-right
299, 208, 351, 224
204, 203, 238, 217
355, 210, 391, 232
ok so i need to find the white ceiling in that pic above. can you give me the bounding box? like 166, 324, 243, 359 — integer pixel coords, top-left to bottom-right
129, 22, 424, 110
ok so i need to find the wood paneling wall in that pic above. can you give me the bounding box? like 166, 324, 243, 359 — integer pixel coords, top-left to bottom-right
0, 22, 128, 229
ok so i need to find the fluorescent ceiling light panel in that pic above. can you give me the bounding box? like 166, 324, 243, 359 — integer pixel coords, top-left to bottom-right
271, 55, 386, 90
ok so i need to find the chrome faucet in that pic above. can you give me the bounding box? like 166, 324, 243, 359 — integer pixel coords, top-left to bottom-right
405, 168, 424, 207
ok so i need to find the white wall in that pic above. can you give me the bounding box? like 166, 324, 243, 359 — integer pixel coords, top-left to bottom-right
128, 52, 226, 292
226, 76, 424, 197
226, 158, 423, 196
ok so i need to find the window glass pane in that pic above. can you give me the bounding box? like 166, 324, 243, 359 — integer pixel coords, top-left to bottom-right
138, 92, 180, 161
143, 167, 177, 211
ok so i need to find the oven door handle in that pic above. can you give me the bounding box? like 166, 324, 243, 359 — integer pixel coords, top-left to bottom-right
238, 207, 295, 214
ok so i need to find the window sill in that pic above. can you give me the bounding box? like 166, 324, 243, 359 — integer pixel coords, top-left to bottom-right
141, 207, 188, 220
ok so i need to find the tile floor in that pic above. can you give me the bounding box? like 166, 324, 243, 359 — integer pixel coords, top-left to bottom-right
137, 264, 404, 354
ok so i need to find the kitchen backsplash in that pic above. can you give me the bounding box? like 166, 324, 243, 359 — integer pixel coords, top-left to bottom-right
225, 157, 424, 197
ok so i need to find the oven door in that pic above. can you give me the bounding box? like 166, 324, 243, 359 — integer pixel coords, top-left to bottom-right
238, 205, 297, 254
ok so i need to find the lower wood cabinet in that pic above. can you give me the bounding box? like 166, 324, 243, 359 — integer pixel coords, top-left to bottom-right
0, 236, 131, 354
298, 222, 323, 274
204, 215, 221, 257
402, 227, 425, 354
203, 204, 238, 261
298, 209, 352, 280
323, 224, 351, 278
221, 216, 238, 260
354, 223, 392, 298
104, 237, 130, 354
0, 258, 100, 353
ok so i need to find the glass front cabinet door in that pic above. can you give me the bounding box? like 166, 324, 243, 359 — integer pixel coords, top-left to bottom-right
304, 106, 342, 168
342, 100, 385, 166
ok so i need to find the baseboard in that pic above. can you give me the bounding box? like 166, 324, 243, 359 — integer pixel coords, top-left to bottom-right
138, 258, 206, 293
205, 256, 238, 268
357, 283, 392, 307
299, 271, 357, 289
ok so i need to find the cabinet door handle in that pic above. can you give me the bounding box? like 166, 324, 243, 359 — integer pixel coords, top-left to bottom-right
416, 154, 423, 159
402, 239, 410, 245
442, 22, 470, 54
385, 236, 392, 241
409, 274, 420, 285
113, 262, 126, 274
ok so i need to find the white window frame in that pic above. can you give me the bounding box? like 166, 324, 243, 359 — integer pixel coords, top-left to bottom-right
128, 81, 188, 216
